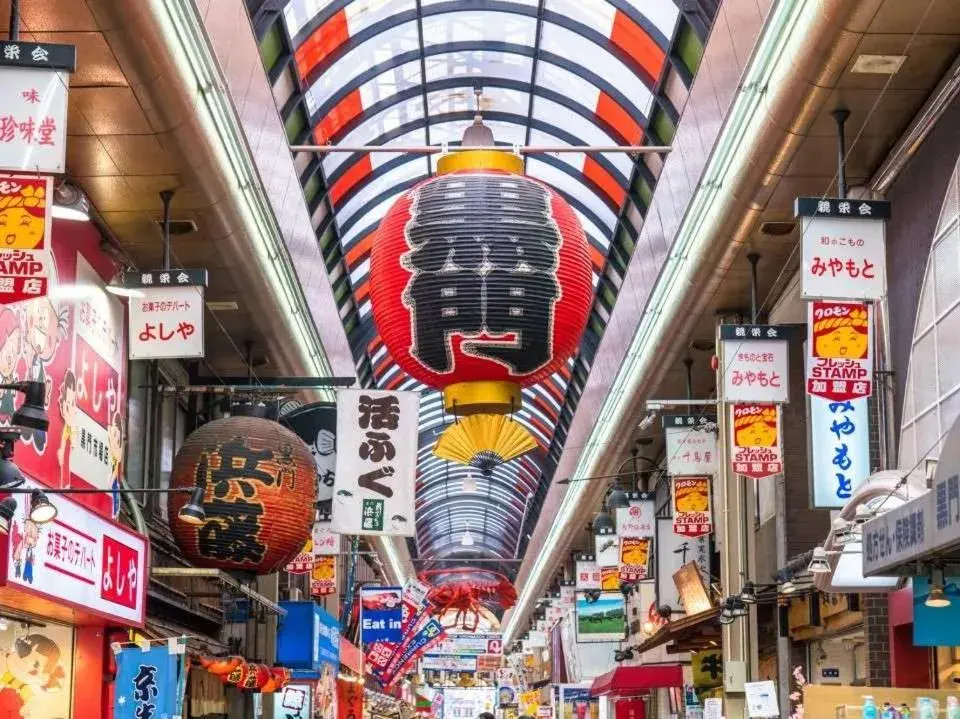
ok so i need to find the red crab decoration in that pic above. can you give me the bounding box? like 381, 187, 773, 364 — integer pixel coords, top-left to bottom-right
419, 569, 517, 632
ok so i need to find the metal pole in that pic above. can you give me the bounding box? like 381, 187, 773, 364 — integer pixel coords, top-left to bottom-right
160, 189, 175, 270
289, 144, 673, 155
5, 486, 193, 494
832, 108, 850, 199
747, 253, 760, 324
8, 0, 19, 41
683, 357, 694, 400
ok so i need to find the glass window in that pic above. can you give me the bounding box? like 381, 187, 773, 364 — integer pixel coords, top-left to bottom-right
427, 86, 528, 117
337, 159, 425, 225
424, 50, 532, 85
421, 11, 537, 47
527, 157, 618, 231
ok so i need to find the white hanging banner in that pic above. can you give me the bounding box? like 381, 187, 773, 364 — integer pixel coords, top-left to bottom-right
126, 271, 208, 360
656, 518, 711, 613
663, 414, 718, 475
332, 389, 420, 535
616, 498, 656, 538
719, 325, 790, 403
806, 300, 873, 402
795, 197, 890, 301
809, 395, 870, 508
0, 62, 70, 173
574, 559, 601, 590
594, 532, 619, 568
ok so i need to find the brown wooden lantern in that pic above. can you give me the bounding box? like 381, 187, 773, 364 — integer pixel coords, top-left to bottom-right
168, 417, 316, 574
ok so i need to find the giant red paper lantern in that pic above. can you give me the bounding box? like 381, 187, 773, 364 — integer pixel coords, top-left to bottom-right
370, 149, 592, 463
167, 417, 316, 574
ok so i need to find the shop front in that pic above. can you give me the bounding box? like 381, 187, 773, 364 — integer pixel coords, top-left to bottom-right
275, 601, 340, 719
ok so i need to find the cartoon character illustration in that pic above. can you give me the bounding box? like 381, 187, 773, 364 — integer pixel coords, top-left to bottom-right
0, 634, 65, 719
21, 299, 68, 452
734, 407, 778, 448
11, 520, 38, 584
813, 306, 868, 359
311, 428, 336, 497
55, 370, 76, 488
0, 182, 46, 250
675, 484, 709, 513
0, 311, 21, 424
108, 412, 124, 518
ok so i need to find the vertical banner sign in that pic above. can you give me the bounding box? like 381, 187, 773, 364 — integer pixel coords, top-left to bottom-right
114, 646, 187, 719
311, 524, 338, 597
810, 396, 869, 507
618, 537, 652, 582
671, 476, 712, 537
360, 587, 403, 645
730, 404, 784, 479
126, 270, 207, 360
719, 325, 789, 403
381, 617, 446, 686
794, 197, 890, 301
615, 498, 655, 538
595, 531, 620, 589
574, 559, 601, 590
663, 415, 718, 475
0, 174, 53, 303
656, 518, 711, 612
400, 578, 431, 633
0, 41, 76, 173
280, 402, 338, 508
807, 301, 873, 401
332, 389, 420, 535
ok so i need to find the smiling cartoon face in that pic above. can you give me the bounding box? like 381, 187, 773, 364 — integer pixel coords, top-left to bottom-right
675, 490, 708, 513
815, 325, 868, 359
0, 183, 46, 250
735, 419, 777, 448
7, 635, 60, 688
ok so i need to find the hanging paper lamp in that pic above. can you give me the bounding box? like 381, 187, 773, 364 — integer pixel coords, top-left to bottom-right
200, 655, 243, 677
167, 417, 316, 575
370, 126, 592, 467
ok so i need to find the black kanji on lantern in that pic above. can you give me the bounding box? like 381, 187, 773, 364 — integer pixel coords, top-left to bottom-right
401, 175, 561, 375
197, 498, 266, 563
196, 437, 278, 499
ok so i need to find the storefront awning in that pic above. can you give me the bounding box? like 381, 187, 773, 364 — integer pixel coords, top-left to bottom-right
590, 664, 684, 696
633, 607, 721, 656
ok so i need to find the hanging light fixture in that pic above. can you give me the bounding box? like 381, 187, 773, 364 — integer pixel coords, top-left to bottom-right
28, 490, 57, 524
592, 510, 615, 535
779, 580, 796, 595
462, 472, 478, 493
606, 486, 630, 511
52, 182, 90, 222
926, 569, 951, 608
178, 486, 206, 525
739, 581, 758, 605
461, 524, 475, 547
807, 546, 832, 574
104, 271, 145, 298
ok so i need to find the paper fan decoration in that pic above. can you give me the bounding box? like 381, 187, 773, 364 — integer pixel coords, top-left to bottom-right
433, 414, 537, 467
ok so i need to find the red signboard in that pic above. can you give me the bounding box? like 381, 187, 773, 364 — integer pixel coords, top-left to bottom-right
806, 301, 873, 401
730, 404, 783, 480
0, 175, 53, 304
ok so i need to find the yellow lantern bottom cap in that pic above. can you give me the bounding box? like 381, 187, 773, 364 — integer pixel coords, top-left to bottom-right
442, 381, 522, 415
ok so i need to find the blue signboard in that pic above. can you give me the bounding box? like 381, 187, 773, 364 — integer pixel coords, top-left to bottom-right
277, 601, 341, 677
114, 646, 187, 719
360, 586, 403, 645
913, 576, 960, 646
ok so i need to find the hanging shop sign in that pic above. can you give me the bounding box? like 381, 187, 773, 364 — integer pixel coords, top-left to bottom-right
795, 197, 891, 301
285, 541, 313, 574
730, 404, 783, 479
806, 301, 873, 401
276, 602, 340, 677
672, 476, 712, 537
0, 41, 76, 174
332, 389, 419, 535
126, 270, 207, 360
370, 164, 593, 470
0, 174, 54, 303
360, 586, 403, 645
692, 650, 724, 689
594, 531, 619, 568
663, 414, 718, 475
400, 577, 432, 633
280, 402, 337, 507
421, 655, 478, 672
114, 645, 187, 719
673, 561, 713, 614
656, 518, 711, 613
810, 396, 869, 508
615, 496, 656, 538
719, 325, 790, 403
545, 604, 567, 626
600, 567, 620, 591
5, 477, 147, 625
575, 557, 601, 590
380, 617, 446, 686
477, 654, 502, 672
619, 537, 652, 583
311, 554, 336, 598
167, 416, 316, 574
433, 634, 503, 656
275, 685, 312, 719
574, 591, 626, 643
560, 585, 576, 607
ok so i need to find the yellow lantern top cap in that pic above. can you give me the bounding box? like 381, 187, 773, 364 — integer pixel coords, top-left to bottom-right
436, 149, 523, 175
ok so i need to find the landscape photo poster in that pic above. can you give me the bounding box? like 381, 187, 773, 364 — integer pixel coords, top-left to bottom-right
574, 592, 626, 644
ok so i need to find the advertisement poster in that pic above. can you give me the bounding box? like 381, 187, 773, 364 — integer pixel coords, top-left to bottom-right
671, 476, 712, 537
400, 578, 432, 633
276, 685, 312, 719
810, 395, 869, 508
285, 540, 313, 574
360, 586, 403, 645
0, 620, 74, 719
280, 402, 337, 507
0, 174, 54, 304
796, 196, 889, 301
600, 566, 620, 591
618, 537, 651, 583
444, 688, 496, 719
574, 592, 625, 643
557, 686, 597, 719
730, 404, 783, 480
615, 500, 655, 538
575, 559, 601, 590
114, 646, 186, 719
663, 414, 717, 475
332, 389, 420, 535
719, 325, 789, 404
311, 555, 337, 597
806, 301, 872, 401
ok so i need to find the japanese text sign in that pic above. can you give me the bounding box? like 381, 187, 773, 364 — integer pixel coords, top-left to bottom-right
796, 197, 890, 301
672, 476, 712, 537
129, 284, 205, 360
574, 558, 601, 590
114, 646, 186, 719
619, 537, 651, 583
663, 414, 718, 475
332, 389, 419, 536
275, 685, 312, 719
810, 396, 869, 508
400, 577, 431, 634
594, 532, 619, 568
381, 617, 446, 686
720, 325, 789, 403
6, 478, 147, 625
616, 499, 655, 538
656, 519, 710, 612
285, 541, 313, 575
807, 301, 873, 401
0, 63, 69, 174
0, 174, 53, 303
730, 404, 783, 479
433, 634, 502, 656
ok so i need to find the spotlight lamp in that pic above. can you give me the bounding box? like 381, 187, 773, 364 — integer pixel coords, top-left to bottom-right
606, 487, 630, 511
808, 546, 832, 574
178, 486, 206, 525
739, 582, 758, 605
927, 568, 952, 609
0, 382, 49, 432
0, 497, 16, 534
28, 490, 56, 524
